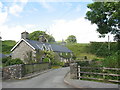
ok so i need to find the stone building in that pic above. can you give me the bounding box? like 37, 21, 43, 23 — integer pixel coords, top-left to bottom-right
11, 31, 73, 64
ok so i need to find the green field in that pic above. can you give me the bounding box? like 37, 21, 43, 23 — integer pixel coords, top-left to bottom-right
66, 43, 97, 60
1, 40, 16, 54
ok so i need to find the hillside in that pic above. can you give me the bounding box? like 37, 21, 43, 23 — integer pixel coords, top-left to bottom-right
65, 43, 97, 60
2, 40, 16, 54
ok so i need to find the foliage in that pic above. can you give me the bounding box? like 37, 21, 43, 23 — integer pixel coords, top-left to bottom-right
89, 42, 117, 57
2, 57, 11, 63
102, 53, 119, 68
59, 52, 72, 59
36, 50, 44, 62
78, 53, 119, 68
43, 58, 49, 63
44, 50, 55, 62
0, 40, 1, 53
5, 58, 24, 66
43, 51, 65, 66
86, 2, 120, 35
66, 35, 77, 43
29, 31, 55, 42
66, 43, 97, 60
2, 40, 16, 54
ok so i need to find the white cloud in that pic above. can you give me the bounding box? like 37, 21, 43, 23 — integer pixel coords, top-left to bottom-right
16, 0, 28, 3
40, 2, 54, 12
9, 4, 23, 16
0, 10, 8, 25
0, 17, 114, 43
50, 17, 114, 43
1, 25, 25, 41
0, 2, 8, 25
0, 2, 3, 8
76, 5, 81, 12
9, 0, 28, 16
0, 24, 37, 41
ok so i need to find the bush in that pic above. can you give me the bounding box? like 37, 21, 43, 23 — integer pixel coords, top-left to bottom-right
102, 54, 119, 68
5, 58, 24, 66
89, 42, 117, 57
43, 58, 49, 63
2, 57, 11, 63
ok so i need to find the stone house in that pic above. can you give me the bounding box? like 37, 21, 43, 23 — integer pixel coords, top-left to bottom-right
11, 31, 73, 64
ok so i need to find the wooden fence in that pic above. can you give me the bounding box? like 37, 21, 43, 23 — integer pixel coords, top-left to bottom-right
70, 63, 120, 84
77, 66, 120, 83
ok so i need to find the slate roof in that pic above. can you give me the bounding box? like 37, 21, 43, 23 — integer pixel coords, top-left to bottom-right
0, 53, 7, 58
26, 39, 72, 53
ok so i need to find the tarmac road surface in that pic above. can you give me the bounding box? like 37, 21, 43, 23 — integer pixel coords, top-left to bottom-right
2, 67, 73, 88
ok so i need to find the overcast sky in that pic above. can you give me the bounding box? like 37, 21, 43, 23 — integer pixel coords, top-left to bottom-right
0, 0, 114, 43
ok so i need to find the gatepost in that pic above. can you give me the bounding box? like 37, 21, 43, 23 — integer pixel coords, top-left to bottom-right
70, 63, 78, 79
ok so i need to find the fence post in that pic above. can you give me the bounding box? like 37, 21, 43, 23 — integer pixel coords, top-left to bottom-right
103, 67, 105, 81
78, 65, 81, 80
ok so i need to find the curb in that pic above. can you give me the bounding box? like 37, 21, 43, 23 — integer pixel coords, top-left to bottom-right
64, 72, 119, 89
18, 69, 53, 80
64, 72, 84, 88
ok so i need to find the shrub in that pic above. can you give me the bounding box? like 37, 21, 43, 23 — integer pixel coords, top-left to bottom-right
89, 42, 117, 57
2, 57, 11, 63
102, 54, 119, 68
5, 58, 24, 66
43, 58, 49, 63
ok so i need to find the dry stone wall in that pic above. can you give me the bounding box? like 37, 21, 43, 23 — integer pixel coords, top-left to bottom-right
2, 64, 24, 80
2, 63, 50, 80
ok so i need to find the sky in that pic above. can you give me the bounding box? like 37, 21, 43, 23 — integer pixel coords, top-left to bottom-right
0, 0, 114, 43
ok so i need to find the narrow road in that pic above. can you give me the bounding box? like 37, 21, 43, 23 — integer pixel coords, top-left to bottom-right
2, 67, 73, 88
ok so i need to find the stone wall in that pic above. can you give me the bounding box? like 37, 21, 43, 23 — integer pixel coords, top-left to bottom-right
2, 63, 50, 80
2, 64, 24, 80
70, 63, 78, 79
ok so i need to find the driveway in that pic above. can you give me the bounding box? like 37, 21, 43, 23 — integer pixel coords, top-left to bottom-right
2, 67, 73, 88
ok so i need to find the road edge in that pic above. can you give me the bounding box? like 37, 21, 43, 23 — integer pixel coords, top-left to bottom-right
19, 69, 53, 80
64, 71, 85, 88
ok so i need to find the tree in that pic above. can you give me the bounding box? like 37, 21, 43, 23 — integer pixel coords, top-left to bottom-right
29, 31, 55, 42
66, 35, 77, 43
86, 2, 120, 38
85, 2, 120, 67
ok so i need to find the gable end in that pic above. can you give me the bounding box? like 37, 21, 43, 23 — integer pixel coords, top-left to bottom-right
11, 39, 35, 51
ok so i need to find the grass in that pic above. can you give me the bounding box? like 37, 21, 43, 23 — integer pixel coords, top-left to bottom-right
66, 43, 98, 60
51, 65, 61, 69
2, 40, 16, 54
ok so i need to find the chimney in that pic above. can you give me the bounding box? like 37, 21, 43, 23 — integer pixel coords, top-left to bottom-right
39, 35, 47, 43
21, 31, 29, 40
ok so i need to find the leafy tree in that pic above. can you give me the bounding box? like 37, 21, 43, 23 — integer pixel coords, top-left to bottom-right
66, 35, 77, 43
86, 2, 120, 36
29, 31, 55, 42
86, 2, 120, 66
